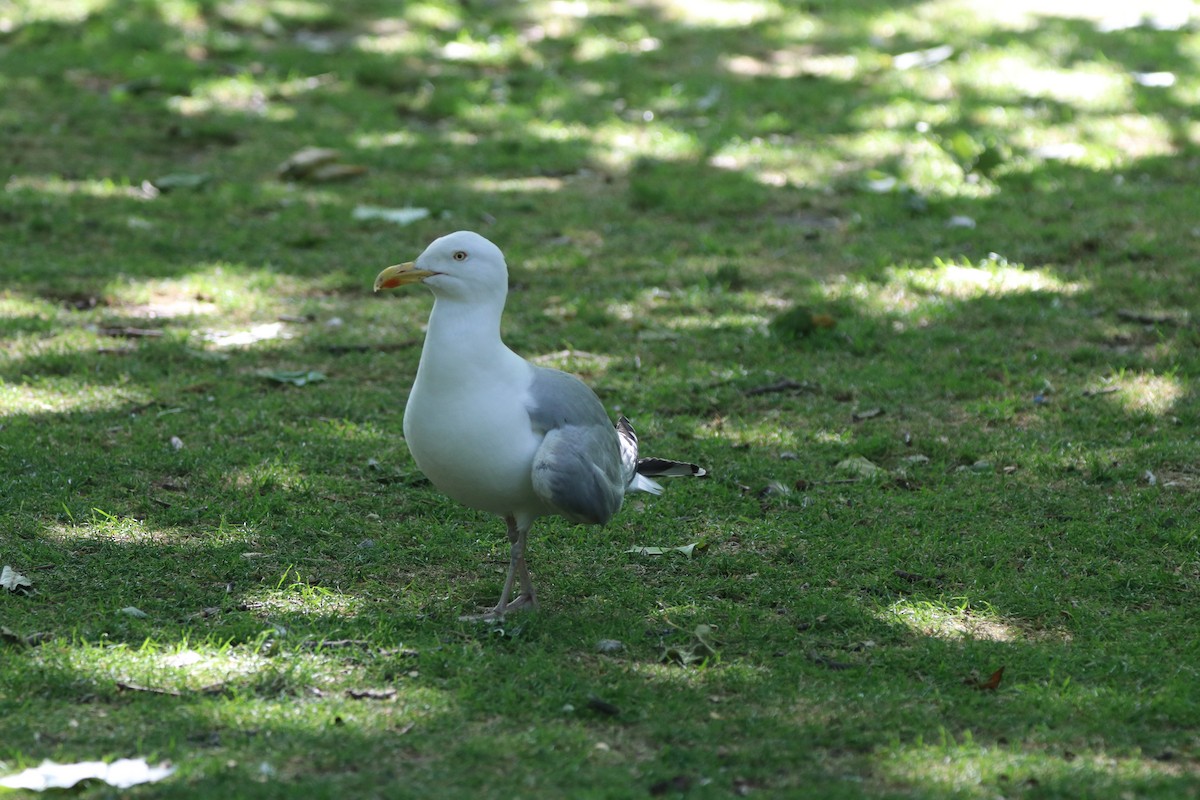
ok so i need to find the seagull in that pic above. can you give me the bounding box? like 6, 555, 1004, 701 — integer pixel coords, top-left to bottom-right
374, 231, 704, 619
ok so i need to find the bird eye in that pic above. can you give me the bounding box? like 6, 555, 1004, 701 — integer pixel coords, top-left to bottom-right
452, 250, 468, 261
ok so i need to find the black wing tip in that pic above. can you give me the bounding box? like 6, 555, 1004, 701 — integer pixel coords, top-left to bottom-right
636, 457, 707, 478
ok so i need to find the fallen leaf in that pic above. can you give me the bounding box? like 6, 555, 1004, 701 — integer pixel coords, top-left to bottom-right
835, 455, 885, 478
150, 173, 210, 191
257, 369, 326, 387
1, 565, 33, 594
119, 606, 149, 618
626, 541, 707, 558
95, 326, 163, 338
892, 43, 954, 70
964, 666, 1005, 691
851, 407, 884, 422
116, 681, 181, 696
661, 624, 719, 666
585, 695, 620, 717
277, 147, 340, 179
346, 687, 398, 700
352, 205, 431, 225
0, 759, 174, 790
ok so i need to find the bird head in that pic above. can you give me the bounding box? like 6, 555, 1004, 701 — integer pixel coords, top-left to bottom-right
374, 231, 509, 304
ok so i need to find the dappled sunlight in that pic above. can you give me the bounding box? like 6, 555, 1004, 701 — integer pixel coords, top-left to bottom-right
202, 320, 293, 348
627, 657, 769, 688
122, 261, 285, 317
876, 742, 1188, 799
6, 174, 155, 201
878, 597, 1026, 643
604, 286, 789, 332
721, 49, 860, 81
240, 578, 367, 618
0, 377, 148, 418
642, 0, 781, 28
34, 639, 272, 691
960, 51, 1131, 111
0, 293, 60, 319
1100, 371, 1184, 416
700, 415, 803, 450
826, 257, 1087, 321
573, 29, 661, 62
893, 260, 1085, 301
468, 176, 566, 193
168, 72, 335, 120
2, 0, 109, 28
955, 0, 1196, 31
591, 121, 702, 169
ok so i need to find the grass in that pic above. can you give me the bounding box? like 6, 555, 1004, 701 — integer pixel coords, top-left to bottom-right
2, 0, 1199, 796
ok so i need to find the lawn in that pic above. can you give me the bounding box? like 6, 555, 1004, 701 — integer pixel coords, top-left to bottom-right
2, 0, 1199, 797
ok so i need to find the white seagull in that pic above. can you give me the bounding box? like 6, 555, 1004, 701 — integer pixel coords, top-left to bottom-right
374, 231, 704, 619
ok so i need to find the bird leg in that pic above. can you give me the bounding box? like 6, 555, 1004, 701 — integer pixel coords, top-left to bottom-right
505, 517, 538, 612
461, 515, 538, 621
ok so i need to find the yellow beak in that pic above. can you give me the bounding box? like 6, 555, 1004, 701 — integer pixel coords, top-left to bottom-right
374, 261, 437, 292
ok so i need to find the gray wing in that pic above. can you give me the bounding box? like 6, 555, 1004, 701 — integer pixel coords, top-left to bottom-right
526, 367, 624, 525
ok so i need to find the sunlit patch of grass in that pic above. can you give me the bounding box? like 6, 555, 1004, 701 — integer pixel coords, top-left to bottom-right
826, 256, 1086, 320
0, 376, 147, 418
468, 176, 565, 193
0, 293, 60, 319
721, 48, 861, 80
960, 49, 1130, 111
5, 174, 154, 200
573, 28, 661, 62
879, 597, 1024, 642
877, 742, 1188, 799
703, 416, 804, 450
242, 568, 367, 618
2, 0, 110, 27
1102, 370, 1184, 416
642, 0, 782, 28
167, 72, 334, 119
127, 262, 282, 317
353, 130, 421, 149
591, 121, 702, 168
893, 259, 1085, 301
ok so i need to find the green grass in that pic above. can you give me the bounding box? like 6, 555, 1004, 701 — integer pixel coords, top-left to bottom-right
2, 0, 1200, 796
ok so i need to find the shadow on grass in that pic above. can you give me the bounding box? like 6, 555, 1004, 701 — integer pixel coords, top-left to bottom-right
3, 0, 1199, 793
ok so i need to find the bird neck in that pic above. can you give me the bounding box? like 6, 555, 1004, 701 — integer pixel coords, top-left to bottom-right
417, 295, 514, 378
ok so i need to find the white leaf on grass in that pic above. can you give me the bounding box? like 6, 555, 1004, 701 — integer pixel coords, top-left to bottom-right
203, 322, 291, 348
946, 215, 976, 228
0, 758, 174, 790
277, 147, 340, 179
352, 205, 431, 225
257, 369, 327, 387
1131, 71, 1175, 88
164, 650, 204, 668
835, 456, 885, 478
625, 541, 708, 558
893, 44, 954, 71
863, 174, 898, 193
151, 173, 210, 191
1, 565, 32, 593
119, 606, 149, 618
